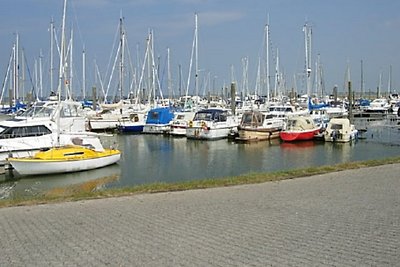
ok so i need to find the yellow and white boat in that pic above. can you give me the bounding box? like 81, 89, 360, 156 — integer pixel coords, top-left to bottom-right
7, 145, 121, 176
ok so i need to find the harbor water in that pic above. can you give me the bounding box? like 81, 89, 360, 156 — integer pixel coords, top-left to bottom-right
1, 118, 399, 200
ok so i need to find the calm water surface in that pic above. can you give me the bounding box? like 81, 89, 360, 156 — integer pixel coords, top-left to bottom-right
1, 118, 399, 200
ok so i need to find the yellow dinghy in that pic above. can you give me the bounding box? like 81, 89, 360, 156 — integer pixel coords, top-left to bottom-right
7, 145, 121, 176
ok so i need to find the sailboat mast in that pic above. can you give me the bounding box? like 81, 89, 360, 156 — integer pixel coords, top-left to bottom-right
264, 18, 270, 102
39, 50, 43, 100
378, 72, 382, 98
82, 46, 86, 99
184, 14, 198, 108
241, 57, 248, 97
146, 31, 153, 105
13, 33, 19, 102
274, 48, 279, 98
167, 47, 173, 99
55, 0, 68, 146
58, 0, 67, 99
195, 13, 199, 98
119, 16, 124, 101
303, 22, 312, 97
12, 42, 17, 104
388, 65, 392, 94
68, 28, 74, 100
50, 17, 55, 94
360, 60, 364, 98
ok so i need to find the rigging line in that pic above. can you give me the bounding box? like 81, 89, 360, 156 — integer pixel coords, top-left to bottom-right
22, 48, 37, 100
103, 21, 121, 90
69, 0, 85, 50
158, 52, 168, 93
0, 49, 14, 104
123, 32, 138, 94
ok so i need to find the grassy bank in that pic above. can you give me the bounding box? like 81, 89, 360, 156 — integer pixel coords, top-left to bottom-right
1, 157, 400, 208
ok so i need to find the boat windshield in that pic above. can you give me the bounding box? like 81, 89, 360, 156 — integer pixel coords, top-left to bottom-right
241, 113, 263, 126
331, 124, 343, 130
241, 113, 253, 124
20, 104, 54, 118
0, 126, 7, 134
194, 112, 213, 121
269, 106, 293, 113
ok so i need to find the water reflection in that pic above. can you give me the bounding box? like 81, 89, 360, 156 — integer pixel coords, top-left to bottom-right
0, 164, 121, 199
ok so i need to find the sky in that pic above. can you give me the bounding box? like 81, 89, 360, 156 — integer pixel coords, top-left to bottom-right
1, 0, 400, 100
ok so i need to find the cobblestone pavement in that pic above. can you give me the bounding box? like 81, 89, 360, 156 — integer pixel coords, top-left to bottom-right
1, 163, 399, 266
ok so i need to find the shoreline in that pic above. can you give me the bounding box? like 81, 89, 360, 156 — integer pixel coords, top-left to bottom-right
1, 156, 400, 208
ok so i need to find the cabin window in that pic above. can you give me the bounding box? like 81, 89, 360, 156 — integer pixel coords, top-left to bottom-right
331, 124, 343, 130
219, 113, 227, 122
287, 120, 296, 128
0, 125, 52, 139
194, 112, 213, 121
265, 114, 273, 119
61, 105, 80, 117
242, 114, 253, 124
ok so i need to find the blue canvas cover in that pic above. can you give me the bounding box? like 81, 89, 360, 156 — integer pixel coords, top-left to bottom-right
145, 107, 175, 124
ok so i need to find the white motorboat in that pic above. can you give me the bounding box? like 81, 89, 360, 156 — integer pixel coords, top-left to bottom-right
324, 118, 358, 143
117, 112, 146, 133
186, 108, 239, 140
15, 100, 88, 133
365, 98, 391, 113
169, 111, 195, 136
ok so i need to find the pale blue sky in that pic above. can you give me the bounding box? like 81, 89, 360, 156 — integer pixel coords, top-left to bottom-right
1, 0, 399, 99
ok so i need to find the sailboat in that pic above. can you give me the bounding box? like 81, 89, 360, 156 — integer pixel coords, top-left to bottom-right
7, 144, 120, 176
7, 0, 121, 176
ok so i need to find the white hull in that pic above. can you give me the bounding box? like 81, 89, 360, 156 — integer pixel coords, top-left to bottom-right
88, 119, 122, 131
9, 153, 120, 176
186, 109, 239, 140
324, 130, 358, 142
186, 125, 234, 140
169, 126, 187, 136
143, 124, 170, 134
169, 111, 195, 136
324, 118, 358, 143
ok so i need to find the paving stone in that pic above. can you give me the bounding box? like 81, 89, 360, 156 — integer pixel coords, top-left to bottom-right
1, 163, 399, 266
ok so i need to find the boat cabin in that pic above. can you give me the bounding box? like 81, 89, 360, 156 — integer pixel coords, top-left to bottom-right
193, 109, 231, 122
0, 120, 53, 139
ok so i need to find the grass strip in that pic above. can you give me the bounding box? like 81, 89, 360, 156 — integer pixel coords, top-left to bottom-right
1, 156, 400, 208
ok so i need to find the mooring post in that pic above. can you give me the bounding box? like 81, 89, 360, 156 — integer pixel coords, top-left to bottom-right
230, 82, 236, 115
348, 81, 353, 123
92, 86, 97, 111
